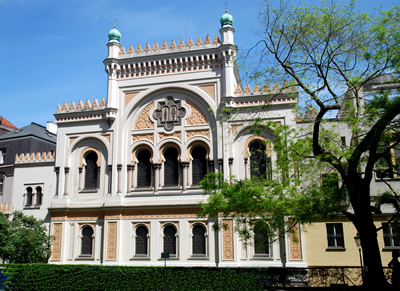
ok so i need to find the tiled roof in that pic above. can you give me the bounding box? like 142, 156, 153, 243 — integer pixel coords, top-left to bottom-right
0, 116, 18, 130
0, 122, 56, 143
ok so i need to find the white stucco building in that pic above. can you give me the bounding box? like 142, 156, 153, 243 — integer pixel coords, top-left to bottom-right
43, 11, 306, 267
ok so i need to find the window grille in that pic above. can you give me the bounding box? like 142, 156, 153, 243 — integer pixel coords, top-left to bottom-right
192, 224, 206, 255
326, 223, 344, 248
84, 152, 98, 189
135, 226, 148, 255
81, 226, 94, 255
35, 186, 42, 205
192, 147, 207, 185
26, 187, 33, 206
383, 223, 400, 247
163, 225, 177, 255
254, 224, 269, 255
164, 148, 179, 186
249, 141, 268, 179
137, 150, 152, 187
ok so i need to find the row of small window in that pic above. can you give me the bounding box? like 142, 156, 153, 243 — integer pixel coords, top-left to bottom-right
79, 223, 270, 258
326, 223, 400, 249
24, 186, 43, 206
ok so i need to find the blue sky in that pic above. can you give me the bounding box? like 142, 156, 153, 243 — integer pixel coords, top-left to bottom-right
0, 0, 397, 128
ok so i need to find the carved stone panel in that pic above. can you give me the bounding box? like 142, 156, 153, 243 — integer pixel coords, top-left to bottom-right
222, 219, 234, 260
186, 100, 207, 125
51, 223, 63, 260
134, 103, 154, 129
106, 222, 118, 260
289, 223, 302, 260
152, 96, 186, 131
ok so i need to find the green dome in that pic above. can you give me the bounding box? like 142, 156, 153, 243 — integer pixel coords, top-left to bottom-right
220, 10, 234, 29
108, 26, 121, 43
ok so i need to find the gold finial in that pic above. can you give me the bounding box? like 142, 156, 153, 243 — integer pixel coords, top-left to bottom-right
114, 18, 117, 28
224, 1, 228, 13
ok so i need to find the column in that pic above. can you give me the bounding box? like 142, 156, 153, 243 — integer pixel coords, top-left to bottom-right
153, 163, 161, 193
117, 164, 122, 194
63, 167, 69, 197
181, 162, 190, 192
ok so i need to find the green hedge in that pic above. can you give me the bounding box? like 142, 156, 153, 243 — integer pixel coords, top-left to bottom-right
1, 264, 307, 290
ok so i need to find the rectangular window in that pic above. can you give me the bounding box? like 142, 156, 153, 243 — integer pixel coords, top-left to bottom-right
321, 173, 339, 196
0, 149, 5, 164
326, 223, 344, 248
383, 223, 400, 248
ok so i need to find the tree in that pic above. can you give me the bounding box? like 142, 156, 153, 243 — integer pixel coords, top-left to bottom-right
0, 211, 52, 263
200, 0, 400, 287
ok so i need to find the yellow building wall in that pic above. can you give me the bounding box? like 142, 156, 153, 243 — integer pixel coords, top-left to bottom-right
305, 217, 394, 268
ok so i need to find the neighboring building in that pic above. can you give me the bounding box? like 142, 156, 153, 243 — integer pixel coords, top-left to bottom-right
0, 122, 57, 218
0, 116, 17, 136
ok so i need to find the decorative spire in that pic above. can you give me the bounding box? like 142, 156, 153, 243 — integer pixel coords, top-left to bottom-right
108, 20, 121, 44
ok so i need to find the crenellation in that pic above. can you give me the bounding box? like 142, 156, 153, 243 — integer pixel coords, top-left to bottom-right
127, 45, 134, 54
169, 40, 177, 49
135, 44, 142, 53
56, 98, 106, 113
195, 37, 203, 46
0, 203, 12, 212
144, 43, 151, 52
15, 151, 55, 164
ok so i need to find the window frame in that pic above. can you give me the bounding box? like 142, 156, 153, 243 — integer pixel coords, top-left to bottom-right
191, 146, 208, 186
189, 222, 208, 259
383, 223, 400, 249
163, 147, 180, 187
83, 151, 99, 190
131, 223, 150, 259
0, 176, 4, 195
160, 223, 179, 259
248, 140, 271, 180
252, 223, 271, 258
326, 223, 345, 249
79, 225, 95, 258
136, 149, 153, 188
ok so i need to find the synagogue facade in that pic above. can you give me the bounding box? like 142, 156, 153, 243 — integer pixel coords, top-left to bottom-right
46, 12, 306, 267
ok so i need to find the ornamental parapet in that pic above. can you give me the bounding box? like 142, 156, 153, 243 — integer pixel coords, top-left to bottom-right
224, 81, 298, 108
118, 35, 220, 57
0, 203, 11, 212
15, 151, 55, 164
105, 35, 224, 80
54, 98, 113, 124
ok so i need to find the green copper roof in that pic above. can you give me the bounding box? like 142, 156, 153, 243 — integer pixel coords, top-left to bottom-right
220, 10, 234, 29
108, 26, 121, 43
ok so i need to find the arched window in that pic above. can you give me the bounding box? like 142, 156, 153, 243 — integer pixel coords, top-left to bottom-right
249, 141, 270, 179
163, 225, 177, 255
192, 146, 207, 185
164, 148, 179, 186
84, 152, 98, 189
254, 223, 269, 256
81, 226, 94, 255
0, 177, 3, 195
35, 186, 42, 205
137, 150, 152, 188
26, 187, 33, 206
135, 226, 149, 255
192, 224, 206, 255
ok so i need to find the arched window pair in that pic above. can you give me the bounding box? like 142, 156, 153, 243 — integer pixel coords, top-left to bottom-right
163, 146, 208, 187
249, 141, 271, 180
80, 226, 94, 256
25, 186, 43, 206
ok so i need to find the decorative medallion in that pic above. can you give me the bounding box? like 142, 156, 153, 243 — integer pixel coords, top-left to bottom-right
152, 96, 186, 131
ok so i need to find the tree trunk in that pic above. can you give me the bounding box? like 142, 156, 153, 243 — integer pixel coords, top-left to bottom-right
351, 185, 390, 287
